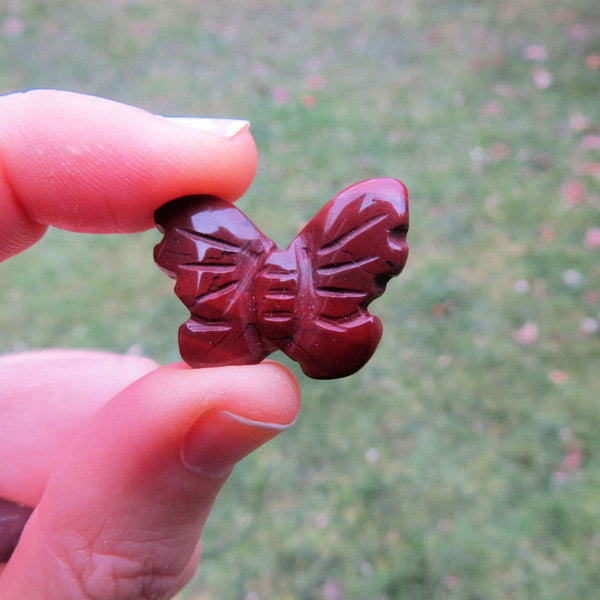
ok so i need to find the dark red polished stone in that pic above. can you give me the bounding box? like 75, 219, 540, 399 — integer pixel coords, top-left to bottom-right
154, 178, 409, 379
0, 498, 33, 562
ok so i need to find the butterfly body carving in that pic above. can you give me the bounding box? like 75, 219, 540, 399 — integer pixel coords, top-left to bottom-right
154, 178, 409, 379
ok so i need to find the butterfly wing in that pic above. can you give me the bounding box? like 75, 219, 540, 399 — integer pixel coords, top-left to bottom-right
154, 196, 276, 367
283, 178, 409, 378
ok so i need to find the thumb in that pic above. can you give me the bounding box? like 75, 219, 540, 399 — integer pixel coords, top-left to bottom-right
0, 362, 300, 600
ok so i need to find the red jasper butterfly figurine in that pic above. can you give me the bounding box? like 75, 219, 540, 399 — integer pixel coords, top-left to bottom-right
154, 178, 409, 379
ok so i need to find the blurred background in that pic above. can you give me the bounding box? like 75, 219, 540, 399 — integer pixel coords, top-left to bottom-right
1, 0, 599, 598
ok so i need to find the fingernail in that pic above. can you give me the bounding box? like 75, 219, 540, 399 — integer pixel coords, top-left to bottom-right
162, 117, 250, 138
182, 409, 295, 477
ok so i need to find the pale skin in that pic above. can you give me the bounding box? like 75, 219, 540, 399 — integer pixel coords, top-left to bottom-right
0, 90, 301, 599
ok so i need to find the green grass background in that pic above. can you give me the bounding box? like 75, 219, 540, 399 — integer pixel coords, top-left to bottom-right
1, 1, 600, 598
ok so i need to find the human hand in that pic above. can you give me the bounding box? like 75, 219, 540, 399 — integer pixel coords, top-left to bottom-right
0, 90, 301, 599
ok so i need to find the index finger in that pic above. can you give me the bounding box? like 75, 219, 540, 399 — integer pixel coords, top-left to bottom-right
0, 90, 258, 260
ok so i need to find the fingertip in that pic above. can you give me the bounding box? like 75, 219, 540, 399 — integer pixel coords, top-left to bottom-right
129, 361, 301, 428
156, 121, 258, 219
220, 127, 258, 202
0, 90, 259, 240
253, 361, 302, 424
181, 361, 301, 426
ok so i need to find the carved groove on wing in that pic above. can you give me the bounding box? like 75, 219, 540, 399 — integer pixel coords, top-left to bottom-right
174, 227, 242, 252
264, 310, 293, 320
262, 269, 297, 278
193, 280, 239, 303
316, 256, 378, 275
159, 248, 194, 258
317, 213, 387, 256
320, 310, 365, 322
264, 289, 295, 300
316, 286, 367, 298
187, 315, 232, 332
314, 311, 369, 332
179, 262, 236, 272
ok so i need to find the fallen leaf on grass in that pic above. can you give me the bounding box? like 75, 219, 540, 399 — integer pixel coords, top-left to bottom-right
514, 322, 538, 345
523, 44, 548, 61
561, 180, 586, 206
584, 228, 600, 250
532, 67, 553, 89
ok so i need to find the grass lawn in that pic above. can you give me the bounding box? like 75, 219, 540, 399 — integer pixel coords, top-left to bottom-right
1, 0, 600, 598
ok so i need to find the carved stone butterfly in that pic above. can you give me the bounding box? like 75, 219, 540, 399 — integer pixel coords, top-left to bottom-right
154, 178, 409, 379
